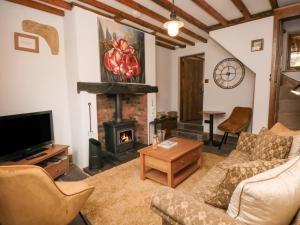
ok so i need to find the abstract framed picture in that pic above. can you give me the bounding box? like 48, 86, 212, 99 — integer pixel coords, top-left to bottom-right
251, 39, 264, 52
98, 18, 145, 83
14, 32, 39, 53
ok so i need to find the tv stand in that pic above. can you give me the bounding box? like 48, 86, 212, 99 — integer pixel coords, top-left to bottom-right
1, 144, 69, 179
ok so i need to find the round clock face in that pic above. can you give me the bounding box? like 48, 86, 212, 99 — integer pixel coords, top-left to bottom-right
213, 58, 245, 89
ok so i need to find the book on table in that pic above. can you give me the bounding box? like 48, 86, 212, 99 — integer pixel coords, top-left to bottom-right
158, 140, 178, 149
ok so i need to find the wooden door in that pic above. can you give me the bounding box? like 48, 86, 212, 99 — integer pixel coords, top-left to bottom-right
180, 56, 204, 122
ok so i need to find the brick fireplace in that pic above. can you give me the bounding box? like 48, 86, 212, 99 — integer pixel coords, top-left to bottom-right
96, 94, 148, 151
77, 82, 158, 155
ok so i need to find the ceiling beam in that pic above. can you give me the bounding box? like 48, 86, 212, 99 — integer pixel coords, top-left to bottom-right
72, 2, 186, 49
150, 0, 208, 32
39, 0, 72, 10
6, 0, 65, 16
274, 2, 300, 19
78, 0, 195, 46
71, 2, 114, 18
231, 0, 251, 19
115, 0, 207, 43
156, 41, 176, 50
156, 36, 186, 48
191, 0, 228, 25
269, 0, 279, 9
209, 10, 273, 31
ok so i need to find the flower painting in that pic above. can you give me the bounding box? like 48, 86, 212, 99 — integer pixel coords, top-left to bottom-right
98, 18, 145, 83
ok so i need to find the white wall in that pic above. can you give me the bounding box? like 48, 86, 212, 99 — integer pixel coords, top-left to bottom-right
210, 17, 274, 133
282, 18, 300, 82
65, 7, 157, 168
156, 46, 173, 112
0, 1, 71, 145
156, 39, 255, 134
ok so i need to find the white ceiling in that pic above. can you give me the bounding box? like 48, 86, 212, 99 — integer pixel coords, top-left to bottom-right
55, 0, 300, 46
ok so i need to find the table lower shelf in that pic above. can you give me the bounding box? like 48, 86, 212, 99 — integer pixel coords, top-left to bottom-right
144, 161, 199, 187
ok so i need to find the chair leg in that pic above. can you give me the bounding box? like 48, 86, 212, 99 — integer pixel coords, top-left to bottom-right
79, 211, 92, 225
219, 132, 227, 150
224, 132, 229, 144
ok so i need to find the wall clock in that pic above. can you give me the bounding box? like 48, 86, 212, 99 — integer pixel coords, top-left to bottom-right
213, 58, 245, 89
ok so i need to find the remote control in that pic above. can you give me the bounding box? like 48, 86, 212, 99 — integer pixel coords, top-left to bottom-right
26, 152, 47, 160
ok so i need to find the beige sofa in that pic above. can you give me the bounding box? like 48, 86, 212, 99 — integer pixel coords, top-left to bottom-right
150, 149, 300, 225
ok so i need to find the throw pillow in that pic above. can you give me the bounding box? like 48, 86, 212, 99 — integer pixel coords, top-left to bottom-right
289, 135, 300, 159
271, 122, 300, 136
227, 156, 300, 225
270, 123, 300, 160
250, 128, 293, 161
204, 159, 286, 209
236, 132, 258, 155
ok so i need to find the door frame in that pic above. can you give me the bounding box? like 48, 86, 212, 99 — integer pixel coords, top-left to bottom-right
179, 53, 205, 122
268, 3, 300, 128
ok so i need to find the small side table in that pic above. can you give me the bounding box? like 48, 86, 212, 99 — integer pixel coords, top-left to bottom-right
202, 111, 225, 146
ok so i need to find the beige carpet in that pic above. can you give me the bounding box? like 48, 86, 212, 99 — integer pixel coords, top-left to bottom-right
82, 152, 225, 225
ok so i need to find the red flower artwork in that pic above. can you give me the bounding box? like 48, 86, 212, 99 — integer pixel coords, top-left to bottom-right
104, 38, 141, 79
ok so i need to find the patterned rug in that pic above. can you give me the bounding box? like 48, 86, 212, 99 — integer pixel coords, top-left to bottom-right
81, 152, 225, 225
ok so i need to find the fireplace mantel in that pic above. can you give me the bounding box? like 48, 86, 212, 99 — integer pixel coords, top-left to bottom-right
77, 82, 158, 94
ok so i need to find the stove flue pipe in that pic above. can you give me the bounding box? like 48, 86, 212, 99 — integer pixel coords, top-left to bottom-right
115, 94, 122, 123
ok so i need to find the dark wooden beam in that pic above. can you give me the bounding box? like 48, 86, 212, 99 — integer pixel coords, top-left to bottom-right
71, 3, 185, 49
6, 0, 65, 16
156, 41, 176, 50
274, 2, 300, 19
269, 0, 279, 9
150, 0, 208, 32
115, 0, 207, 43
78, 0, 195, 46
209, 10, 273, 31
72, 2, 114, 19
231, 0, 251, 19
191, 0, 228, 25
268, 3, 300, 127
156, 36, 186, 48
77, 82, 158, 94
40, 0, 72, 10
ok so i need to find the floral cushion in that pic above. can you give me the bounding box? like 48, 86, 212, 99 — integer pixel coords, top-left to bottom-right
192, 150, 250, 201
236, 132, 258, 155
250, 128, 293, 161
204, 159, 287, 209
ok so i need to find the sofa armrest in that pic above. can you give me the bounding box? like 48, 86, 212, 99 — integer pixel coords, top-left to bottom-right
150, 187, 244, 225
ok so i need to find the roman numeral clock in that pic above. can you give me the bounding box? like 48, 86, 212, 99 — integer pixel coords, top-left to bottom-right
213, 58, 245, 89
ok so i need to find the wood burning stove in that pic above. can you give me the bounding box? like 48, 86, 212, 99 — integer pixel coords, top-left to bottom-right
103, 94, 136, 153
104, 120, 135, 153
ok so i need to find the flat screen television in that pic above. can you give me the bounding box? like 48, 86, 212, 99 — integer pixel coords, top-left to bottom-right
0, 111, 54, 162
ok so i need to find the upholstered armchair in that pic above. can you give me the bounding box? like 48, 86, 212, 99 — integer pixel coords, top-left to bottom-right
0, 165, 94, 225
218, 107, 252, 149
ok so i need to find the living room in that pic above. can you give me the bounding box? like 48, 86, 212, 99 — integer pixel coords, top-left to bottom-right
0, 0, 300, 225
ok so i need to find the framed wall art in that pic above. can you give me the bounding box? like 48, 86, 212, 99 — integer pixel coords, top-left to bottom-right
251, 38, 264, 52
14, 32, 39, 53
98, 18, 145, 83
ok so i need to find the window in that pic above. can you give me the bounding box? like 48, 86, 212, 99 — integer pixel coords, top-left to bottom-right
287, 33, 300, 70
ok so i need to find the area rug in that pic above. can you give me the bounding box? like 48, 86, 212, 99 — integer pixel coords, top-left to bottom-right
81, 152, 225, 225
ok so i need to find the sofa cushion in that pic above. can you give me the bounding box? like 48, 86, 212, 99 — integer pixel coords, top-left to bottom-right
227, 156, 300, 225
204, 159, 286, 209
151, 187, 244, 225
250, 128, 293, 161
271, 122, 300, 136
236, 132, 258, 155
192, 150, 250, 201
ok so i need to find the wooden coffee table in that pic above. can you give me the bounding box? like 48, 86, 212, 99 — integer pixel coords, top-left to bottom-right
139, 137, 202, 188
